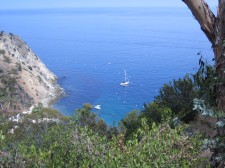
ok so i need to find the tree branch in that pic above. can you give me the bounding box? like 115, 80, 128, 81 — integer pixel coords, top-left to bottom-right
182, 0, 216, 44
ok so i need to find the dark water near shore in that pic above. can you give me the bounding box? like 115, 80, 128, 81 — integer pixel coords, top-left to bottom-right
0, 7, 213, 124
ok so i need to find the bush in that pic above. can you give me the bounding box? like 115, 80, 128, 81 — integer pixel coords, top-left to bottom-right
119, 110, 141, 139
1, 119, 207, 167
121, 102, 173, 140
142, 102, 172, 124
73, 104, 118, 138
29, 107, 68, 121
155, 75, 198, 122
193, 56, 217, 107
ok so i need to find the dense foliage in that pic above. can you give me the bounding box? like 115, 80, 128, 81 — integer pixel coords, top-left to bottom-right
155, 75, 198, 123
0, 112, 207, 167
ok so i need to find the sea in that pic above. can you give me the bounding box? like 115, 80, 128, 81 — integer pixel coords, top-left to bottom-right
0, 7, 213, 125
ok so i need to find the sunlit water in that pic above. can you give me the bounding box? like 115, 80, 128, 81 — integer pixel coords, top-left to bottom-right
0, 7, 213, 124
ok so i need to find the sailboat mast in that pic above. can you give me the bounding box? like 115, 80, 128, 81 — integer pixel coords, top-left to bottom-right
120, 69, 129, 86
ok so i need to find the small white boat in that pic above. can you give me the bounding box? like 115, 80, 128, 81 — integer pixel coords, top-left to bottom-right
94, 105, 101, 110
120, 69, 129, 86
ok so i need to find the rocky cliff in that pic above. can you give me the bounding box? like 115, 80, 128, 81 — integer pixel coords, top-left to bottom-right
0, 32, 63, 112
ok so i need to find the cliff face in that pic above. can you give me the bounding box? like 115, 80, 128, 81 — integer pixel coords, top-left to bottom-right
0, 32, 63, 112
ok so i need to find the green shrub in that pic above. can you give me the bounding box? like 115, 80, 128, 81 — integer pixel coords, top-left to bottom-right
29, 107, 69, 122
155, 75, 198, 122
121, 102, 173, 140
193, 56, 217, 107
142, 102, 172, 124
73, 104, 118, 138
73, 103, 96, 126
83, 103, 93, 110
119, 110, 141, 139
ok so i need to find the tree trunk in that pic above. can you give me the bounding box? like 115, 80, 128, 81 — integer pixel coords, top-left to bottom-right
214, 1, 225, 111
182, 0, 225, 167
182, 0, 225, 111
214, 46, 225, 111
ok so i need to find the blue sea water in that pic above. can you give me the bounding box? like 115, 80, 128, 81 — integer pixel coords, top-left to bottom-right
0, 7, 213, 124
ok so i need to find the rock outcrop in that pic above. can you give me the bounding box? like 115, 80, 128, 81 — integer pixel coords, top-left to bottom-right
0, 32, 63, 112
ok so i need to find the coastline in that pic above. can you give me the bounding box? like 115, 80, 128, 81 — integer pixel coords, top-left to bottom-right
47, 83, 65, 107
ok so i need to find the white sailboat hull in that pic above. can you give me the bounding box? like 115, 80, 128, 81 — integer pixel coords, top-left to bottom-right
120, 81, 129, 86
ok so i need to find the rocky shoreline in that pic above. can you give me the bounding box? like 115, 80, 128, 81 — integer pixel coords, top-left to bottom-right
0, 32, 64, 112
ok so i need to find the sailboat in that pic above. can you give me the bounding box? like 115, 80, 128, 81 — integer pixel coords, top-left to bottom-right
120, 69, 129, 86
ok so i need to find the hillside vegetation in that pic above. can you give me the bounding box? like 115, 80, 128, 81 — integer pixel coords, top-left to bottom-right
0, 107, 207, 167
